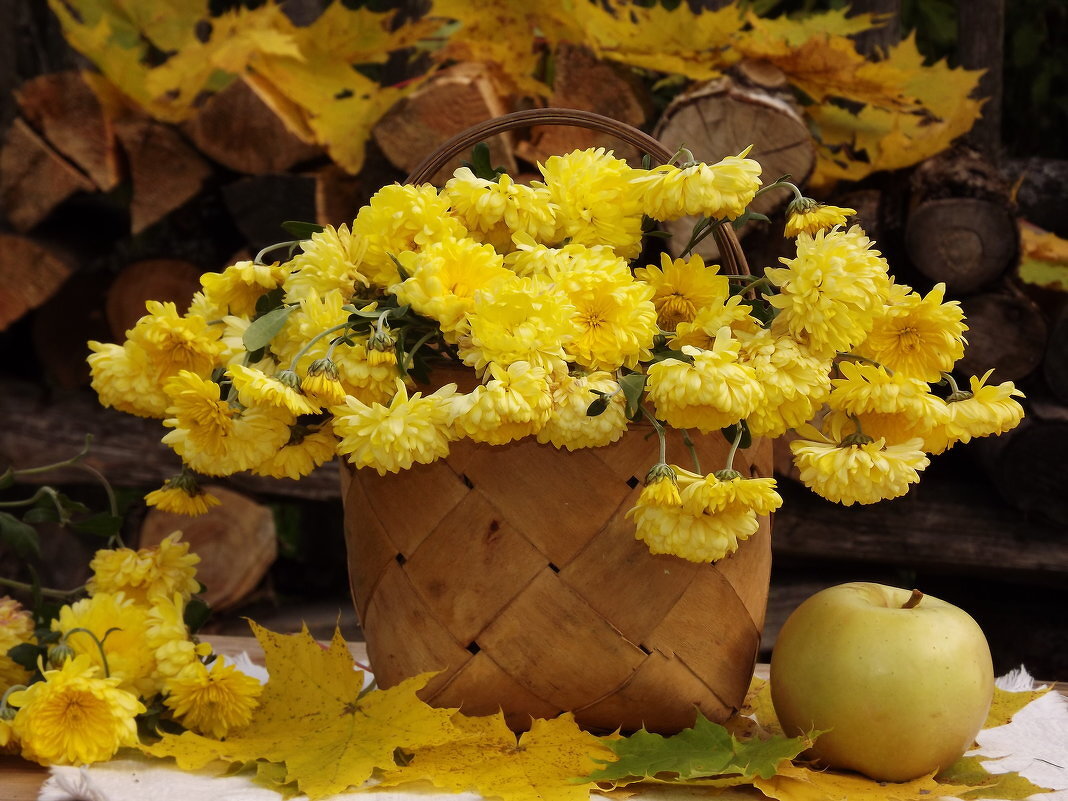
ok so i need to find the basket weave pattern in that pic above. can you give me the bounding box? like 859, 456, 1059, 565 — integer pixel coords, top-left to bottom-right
342, 109, 772, 733
343, 429, 772, 733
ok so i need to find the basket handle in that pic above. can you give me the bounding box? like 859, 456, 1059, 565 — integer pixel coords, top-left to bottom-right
404, 108, 750, 276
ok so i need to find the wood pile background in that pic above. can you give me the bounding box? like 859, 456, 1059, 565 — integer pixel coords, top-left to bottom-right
1, 1, 1066, 676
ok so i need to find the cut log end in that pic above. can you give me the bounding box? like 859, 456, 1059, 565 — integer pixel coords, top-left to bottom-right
956, 288, 1048, 382
905, 198, 1019, 294
105, 259, 204, 340
0, 233, 75, 331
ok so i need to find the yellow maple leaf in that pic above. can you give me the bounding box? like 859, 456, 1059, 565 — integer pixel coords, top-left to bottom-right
984, 682, 1053, 730
1018, 223, 1068, 292
142, 622, 459, 800
379, 710, 617, 801
938, 755, 1054, 800
753, 761, 971, 801
732, 675, 783, 738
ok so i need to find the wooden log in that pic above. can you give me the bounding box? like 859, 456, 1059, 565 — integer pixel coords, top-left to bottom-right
973, 393, 1068, 527
14, 70, 121, 190
221, 173, 318, 254
1043, 303, 1068, 405
182, 78, 323, 175
0, 379, 340, 502
314, 143, 404, 228
139, 484, 278, 610
516, 43, 653, 166
1004, 157, 1068, 239
105, 259, 203, 340
957, 0, 1005, 159
653, 74, 816, 260
114, 116, 213, 234
372, 62, 516, 182
0, 117, 95, 231
31, 271, 111, 390
955, 285, 1047, 382
905, 198, 1019, 293
0, 233, 75, 330
910, 144, 1014, 205
770, 455, 1068, 579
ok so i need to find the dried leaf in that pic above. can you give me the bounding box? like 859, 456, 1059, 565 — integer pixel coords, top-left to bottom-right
984, 683, 1053, 730
1017, 223, 1068, 292
937, 755, 1054, 800
142, 622, 458, 799
752, 761, 971, 801
379, 711, 615, 801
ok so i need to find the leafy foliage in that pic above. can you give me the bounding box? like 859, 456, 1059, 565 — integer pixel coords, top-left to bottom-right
379, 712, 617, 801
585, 712, 812, 786
143, 622, 459, 799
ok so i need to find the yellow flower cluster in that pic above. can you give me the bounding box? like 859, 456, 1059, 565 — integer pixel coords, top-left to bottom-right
86, 144, 1024, 564
2, 536, 261, 765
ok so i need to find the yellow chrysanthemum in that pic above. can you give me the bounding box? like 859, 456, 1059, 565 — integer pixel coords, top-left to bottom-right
460, 275, 573, 372
198, 259, 290, 318
271, 289, 349, 374
283, 223, 368, 303
634, 252, 732, 331
251, 421, 337, 479
126, 301, 226, 380
925, 370, 1026, 454
144, 483, 221, 517
539, 148, 646, 258
681, 471, 782, 518
8, 655, 144, 766
52, 593, 158, 698
87, 532, 201, 605
146, 593, 205, 687
453, 361, 554, 445
392, 236, 513, 333
766, 226, 892, 358
443, 167, 557, 253
784, 198, 857, 238
669, 295, 760, 348
536, 371, 629, 450
228, 363, 321, 415
163, 657, 262, 739
504, 236, 627, 281
87, 340, 172, 419
161, 371, 293, 476
334, 341, 403, 406
300, 359, 348, 405
0, 597, 34, 692
558, 267, 658, 372
646, 335, 764, 432
827, 361, 947, 446
790, 418, 930, 505
852, 283, 967, 382
351, 183, 467, 288
332, 381, 457, 474
632, 149, 762, 221
738, 328, 833, 438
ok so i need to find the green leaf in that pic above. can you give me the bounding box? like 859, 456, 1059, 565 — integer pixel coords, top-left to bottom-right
281, 220, 325, 240
586, 713, 810, 785
7, 641, 45, 674
461, 142, 507, 181
184, 598, 212, 633
586, 394, 610, 417
721, 420, 752, 451
650, 348, 695, 365
243, 305, 296, 352
254, 287, 286, 318
72, 513, 123, 539
0, 511, 40, 558
732, 210, 771, 229
618, 372, 648, 420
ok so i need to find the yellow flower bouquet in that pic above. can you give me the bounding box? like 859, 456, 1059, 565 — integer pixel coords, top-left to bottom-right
80, 108, 1024, 730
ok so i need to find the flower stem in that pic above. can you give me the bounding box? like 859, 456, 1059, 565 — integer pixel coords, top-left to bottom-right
0, 576, 83, 601
255, 240, 300, 264
8, 435, 94, 477
681, 429, 701, 474
753, 177, 800, 201
288, 322, 353, 371
639, 406, 668, 464
64, 627, 119, 678
725, 425, 745, 473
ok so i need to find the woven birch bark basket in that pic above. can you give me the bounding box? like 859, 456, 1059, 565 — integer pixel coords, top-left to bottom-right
341, 109, 773, 734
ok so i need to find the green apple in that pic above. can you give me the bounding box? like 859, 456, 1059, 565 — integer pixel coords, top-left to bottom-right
769, 581, 994, 782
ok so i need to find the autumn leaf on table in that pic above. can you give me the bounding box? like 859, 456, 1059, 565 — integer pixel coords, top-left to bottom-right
584, 712, 811, 789
378, 711, 615, 801
142, 622, 459, 800
753, 761, 971, 801
732, 675, 782, 738
937, 755, 1054, 801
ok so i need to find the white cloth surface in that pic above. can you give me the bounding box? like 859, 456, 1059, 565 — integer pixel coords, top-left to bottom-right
39, 664, 1068, 801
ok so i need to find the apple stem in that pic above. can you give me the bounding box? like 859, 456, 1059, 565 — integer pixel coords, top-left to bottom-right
902, 589, 924, 609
